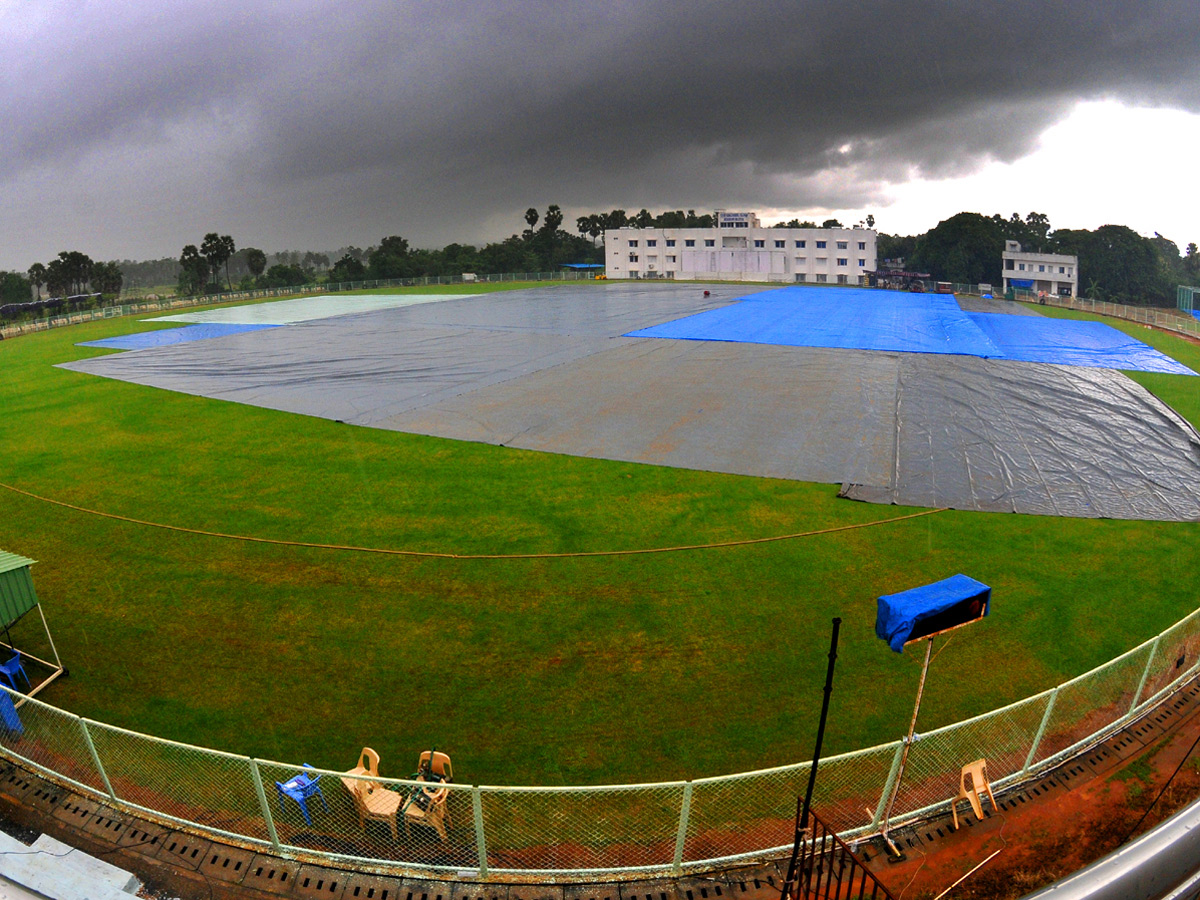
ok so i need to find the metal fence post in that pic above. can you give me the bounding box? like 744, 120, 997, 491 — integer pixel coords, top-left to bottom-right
1023, 688, 1059, 774
672, 781, 693, 875
248, 758, 281, 851
870, 742, 905, 829
78, 718, 116, 802
1130, 636, 1162, 716
472, 786, 488, 878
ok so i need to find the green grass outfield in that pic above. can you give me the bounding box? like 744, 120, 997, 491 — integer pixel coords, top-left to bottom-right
0, 284, 1197, 786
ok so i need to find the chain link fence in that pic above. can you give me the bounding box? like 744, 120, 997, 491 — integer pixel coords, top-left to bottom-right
1, 605, 1198, 879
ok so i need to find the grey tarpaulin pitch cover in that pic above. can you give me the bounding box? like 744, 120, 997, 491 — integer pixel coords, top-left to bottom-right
59, 284, 1200, 522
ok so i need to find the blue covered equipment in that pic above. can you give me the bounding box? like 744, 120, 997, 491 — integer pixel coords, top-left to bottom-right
876, 574, 991, 653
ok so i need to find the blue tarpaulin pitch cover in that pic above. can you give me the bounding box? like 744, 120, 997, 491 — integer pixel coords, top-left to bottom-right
965, 312, 1195, 374
626, 287, 1002, 357
78, 322, 279, 351
625, 286, 1195, 375
875, 574, 991, 653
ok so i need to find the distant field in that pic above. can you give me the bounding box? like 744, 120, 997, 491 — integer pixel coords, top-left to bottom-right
0, 284, 1197, 786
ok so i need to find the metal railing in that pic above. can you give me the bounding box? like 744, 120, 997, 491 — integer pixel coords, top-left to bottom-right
784, 807, 895, 900
2, 605, 1198, 881
0, 270, 600, 339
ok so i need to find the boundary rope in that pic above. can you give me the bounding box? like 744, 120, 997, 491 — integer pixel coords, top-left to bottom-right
0, 481, 946, 560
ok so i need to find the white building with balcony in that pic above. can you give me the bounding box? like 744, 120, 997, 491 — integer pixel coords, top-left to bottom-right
605, 211, 877, 284
1002, 240, 1078, 297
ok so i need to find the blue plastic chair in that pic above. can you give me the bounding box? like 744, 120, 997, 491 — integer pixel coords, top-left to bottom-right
274, 764, 329, 826
0, 651, 30, 693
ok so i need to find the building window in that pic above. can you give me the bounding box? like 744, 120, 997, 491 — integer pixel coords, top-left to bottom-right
837, 274, 847, 284
816, 274, 828, 283
816, 240, 827, 248
796, 274, 807, 282
666, 239, 675, 247
837, 241, 848, 250
1038, 264, 1045, 272
1005, 259, 1015, 270
1058, 266, 1064, 273
858, 259, 866, 267
795, 257, 807, 265
796, 240, 806, 248
629, 254, 638, 262
629, 240, 638, 247
685, 239, 695, 247
647, 255, 657, 262
1019, 263, 1025, 271
754, 239, 765, 247
667, 255, 676, 263
1068, 267, 1073, 276
735, 221, 748, 228
816, 256, 827, 264
705, 239, 715, 247
858, 242, 866, 250
837, 258, 848, 266
774, 240, 785, 248
647, 239, 657, 247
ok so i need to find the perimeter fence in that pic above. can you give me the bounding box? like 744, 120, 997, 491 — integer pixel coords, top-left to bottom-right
3, 605, 1200, 881
0, 269, 598, 339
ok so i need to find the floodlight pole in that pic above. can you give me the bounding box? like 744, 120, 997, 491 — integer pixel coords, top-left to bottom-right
880, 634, 934, 859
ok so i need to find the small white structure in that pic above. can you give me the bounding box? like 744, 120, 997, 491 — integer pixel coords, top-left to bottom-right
605, 211, 877, 284
1002, 241, 1078, 297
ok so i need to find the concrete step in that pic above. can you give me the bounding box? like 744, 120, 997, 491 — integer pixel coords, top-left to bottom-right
0, 830, 142, 900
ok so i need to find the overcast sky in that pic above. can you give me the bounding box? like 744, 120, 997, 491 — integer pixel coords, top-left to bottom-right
3, 0, 1199, 271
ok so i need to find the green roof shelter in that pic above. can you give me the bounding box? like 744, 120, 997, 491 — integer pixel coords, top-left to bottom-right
0, 550, 65, 702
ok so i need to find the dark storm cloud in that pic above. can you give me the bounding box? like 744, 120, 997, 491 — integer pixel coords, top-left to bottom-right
3, 0, 1199, 265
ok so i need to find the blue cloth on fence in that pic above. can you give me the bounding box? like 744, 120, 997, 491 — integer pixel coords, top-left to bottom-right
875, 574, 991, 653
0, 692, 23, 735
79, 323, 279, 350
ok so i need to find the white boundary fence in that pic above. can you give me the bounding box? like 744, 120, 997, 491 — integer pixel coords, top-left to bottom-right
1, 606, 1199, 880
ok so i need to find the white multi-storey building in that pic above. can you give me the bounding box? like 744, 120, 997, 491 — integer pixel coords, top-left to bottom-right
605, 211, 877, 284
1001, 240, 1078, 297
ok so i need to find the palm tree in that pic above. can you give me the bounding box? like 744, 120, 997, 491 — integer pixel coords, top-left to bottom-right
27, 263, 46, 300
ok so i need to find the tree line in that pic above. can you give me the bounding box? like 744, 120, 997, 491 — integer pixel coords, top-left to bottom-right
880, 212, 1199, 305
7, 207, 1196, 319
0, 251, 124, 319
167, 206, 610, 295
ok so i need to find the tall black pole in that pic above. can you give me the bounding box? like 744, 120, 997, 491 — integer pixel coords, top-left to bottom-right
802, 617, 841, 829
782, 617, 841, 900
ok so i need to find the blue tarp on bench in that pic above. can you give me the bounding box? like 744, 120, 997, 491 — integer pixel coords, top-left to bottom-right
875, 574, 991, 653
79, 323, 279, 351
